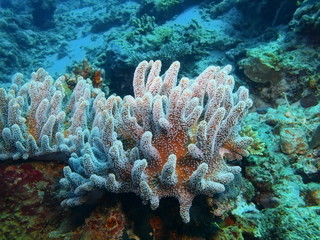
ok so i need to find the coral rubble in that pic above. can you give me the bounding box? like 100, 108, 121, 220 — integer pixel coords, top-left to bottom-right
0, 60, 252, 223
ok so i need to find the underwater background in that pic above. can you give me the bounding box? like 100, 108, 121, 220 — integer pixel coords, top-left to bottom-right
0, 0, 319, 239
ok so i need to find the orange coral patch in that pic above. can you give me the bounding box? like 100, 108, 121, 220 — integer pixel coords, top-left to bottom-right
27, 112, 39, 140
150, 126, 199, 184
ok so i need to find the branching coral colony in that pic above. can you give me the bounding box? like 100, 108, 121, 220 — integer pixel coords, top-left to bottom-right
0, 60, 253, 223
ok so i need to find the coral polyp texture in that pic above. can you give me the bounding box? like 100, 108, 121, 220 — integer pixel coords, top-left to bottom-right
0, 68, 93, 161
0, 60, 253, 223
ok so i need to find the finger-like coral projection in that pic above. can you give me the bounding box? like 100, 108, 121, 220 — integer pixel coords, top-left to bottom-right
0, 60, 252, 223
0, 69, 94, 161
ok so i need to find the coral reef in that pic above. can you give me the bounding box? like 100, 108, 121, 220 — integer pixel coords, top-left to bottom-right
30, 0, 56, 29
96, 16, 238, 95
0, 68, 98, 161
59, 60, 253, 223
69, 59, 107, 91
0, 60, 253, 223
201, 0, 298, 31
238, 34, 320, 105
261, 206, 320, 239
240, 126, 265, 155
242, 102, 320, 238
90, 1, 138, 33
138, 0, 187, 23
289, 0, 320, 41
0, 161, 65, 239
71, 205, 127, 240
131, 14, 157, 35
1, 0, 319, 238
